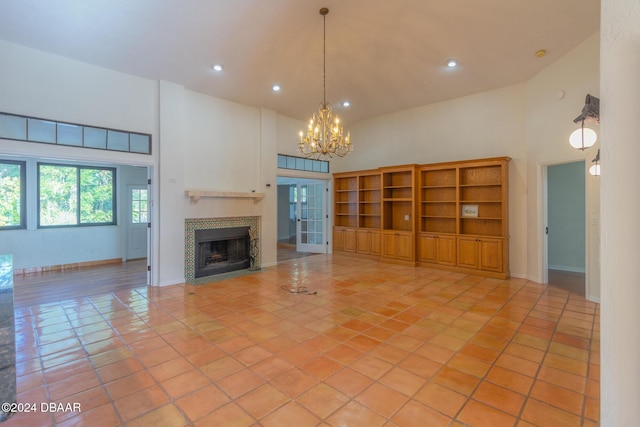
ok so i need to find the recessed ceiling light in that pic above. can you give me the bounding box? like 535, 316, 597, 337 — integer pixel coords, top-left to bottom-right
446, 59, 458, 68
272, 84, 281, 92
342, 101, 350, 107
212, 64, 223, 71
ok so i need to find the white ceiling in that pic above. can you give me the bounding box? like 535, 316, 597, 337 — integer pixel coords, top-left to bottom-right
0, 0, 600, 125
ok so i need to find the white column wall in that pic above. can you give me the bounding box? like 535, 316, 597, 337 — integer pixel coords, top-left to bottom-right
157, 80, 187, 286
260, 108, 279, 268
600, 0, 640, 424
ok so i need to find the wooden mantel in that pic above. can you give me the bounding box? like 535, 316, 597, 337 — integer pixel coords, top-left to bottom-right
185, 189, 265, 204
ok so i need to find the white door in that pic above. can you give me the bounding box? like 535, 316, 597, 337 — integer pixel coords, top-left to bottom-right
127, 184, 149, 260
296, 181, 328, 253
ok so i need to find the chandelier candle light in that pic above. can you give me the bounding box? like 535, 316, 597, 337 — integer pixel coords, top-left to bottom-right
298, 7, 352, 160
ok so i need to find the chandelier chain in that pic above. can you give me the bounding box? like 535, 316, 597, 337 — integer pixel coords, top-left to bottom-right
323, 10, 326, 106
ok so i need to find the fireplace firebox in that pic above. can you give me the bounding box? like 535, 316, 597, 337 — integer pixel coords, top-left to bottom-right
194, 227, 250, 278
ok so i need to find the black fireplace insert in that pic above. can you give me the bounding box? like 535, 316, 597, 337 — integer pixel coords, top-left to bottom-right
194, 227, 250, 278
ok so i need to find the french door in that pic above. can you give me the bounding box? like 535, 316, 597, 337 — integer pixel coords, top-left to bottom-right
296, 180, 328, 253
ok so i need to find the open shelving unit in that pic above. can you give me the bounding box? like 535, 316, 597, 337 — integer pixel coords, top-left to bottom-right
458, 163, 506, 237
419, 167, 457, 235
358, 172, 381, 229
381, 165, 416, 263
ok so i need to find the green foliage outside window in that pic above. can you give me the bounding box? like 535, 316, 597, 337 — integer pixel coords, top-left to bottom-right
131, 188, 148, 224
0, 161, 24, 228
39, 164, 115, 227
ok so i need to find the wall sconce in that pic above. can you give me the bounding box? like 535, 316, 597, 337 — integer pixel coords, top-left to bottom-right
570, 94, 600, 150
589, 149, 601, 176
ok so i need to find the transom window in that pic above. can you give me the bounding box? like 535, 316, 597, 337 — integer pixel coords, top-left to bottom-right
278, 154, 329, 173
0, 112, 152, 154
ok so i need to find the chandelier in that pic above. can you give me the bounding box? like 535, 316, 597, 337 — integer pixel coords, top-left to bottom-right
298, 7, 352, 160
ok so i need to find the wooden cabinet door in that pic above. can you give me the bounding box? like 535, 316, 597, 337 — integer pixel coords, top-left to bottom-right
436, 235, 457, 266
419, 234, 456, 265
333, 228, 345, 251
395, 232, 413, 261
334, 227, 356, 252
382, 232, 397, 258
357, 230, 382, 256
457, 237, 479, 269
418, 234, 437, 263
370, 230, 382, 256
478, 238, 503, 272
357, 229, 371, 254
344, 228, 357, 252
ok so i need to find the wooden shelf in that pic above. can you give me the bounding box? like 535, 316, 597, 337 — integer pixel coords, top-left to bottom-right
185, 190, 265, 204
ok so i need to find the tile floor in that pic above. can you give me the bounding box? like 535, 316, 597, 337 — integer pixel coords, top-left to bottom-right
6, 255, 599, 426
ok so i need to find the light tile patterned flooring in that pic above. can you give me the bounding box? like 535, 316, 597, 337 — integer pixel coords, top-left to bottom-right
7, 255, 599, 426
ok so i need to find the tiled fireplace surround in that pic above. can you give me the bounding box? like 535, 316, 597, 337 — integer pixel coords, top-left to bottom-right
184, 216, 260, 282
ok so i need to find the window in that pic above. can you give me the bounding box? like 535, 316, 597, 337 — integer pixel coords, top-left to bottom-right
131, 188, 148, 224
38, 163, 116, 227
277, 154, 329, 173
0, 160, 26, 229
0, 112, 152, 154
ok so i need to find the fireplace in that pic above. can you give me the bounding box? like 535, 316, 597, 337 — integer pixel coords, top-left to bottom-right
185, 216, 260, 283
195, 227, 249, 278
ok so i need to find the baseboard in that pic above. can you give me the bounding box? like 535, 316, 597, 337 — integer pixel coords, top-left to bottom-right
13, 258, 123, 276
548, 265, 586, 273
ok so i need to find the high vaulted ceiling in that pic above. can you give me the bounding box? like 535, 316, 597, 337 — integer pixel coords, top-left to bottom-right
0, 0, 600, 125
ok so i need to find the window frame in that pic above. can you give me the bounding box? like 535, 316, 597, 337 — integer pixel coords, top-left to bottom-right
0, 159, 26, 230
37, 162, 117, 228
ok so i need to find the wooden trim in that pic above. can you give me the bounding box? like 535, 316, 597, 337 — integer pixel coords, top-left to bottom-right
417, 261, 509, 279
13, 258, 123, 276
185, 190, 265, 204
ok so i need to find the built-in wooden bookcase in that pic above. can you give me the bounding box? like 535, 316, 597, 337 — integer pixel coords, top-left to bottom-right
334, 174, 357, 228
358, 172, 381, 229
381, 165, 416, 263
418, 166, 457, 235
382, 166, 415, 232
417, 157, 509, 277
458, 162, 506, 237
333, 173, 358, 252
334, 157, 509, 277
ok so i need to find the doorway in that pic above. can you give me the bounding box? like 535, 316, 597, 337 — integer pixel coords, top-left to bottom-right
276, 177, 328, 261
544, 161, 586, 296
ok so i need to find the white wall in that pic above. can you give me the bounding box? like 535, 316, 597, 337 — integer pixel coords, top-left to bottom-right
601, 0, 640, 424
276, 114, 306, 157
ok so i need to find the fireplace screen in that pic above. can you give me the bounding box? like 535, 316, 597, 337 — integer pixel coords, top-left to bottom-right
194, 227, 250, 278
